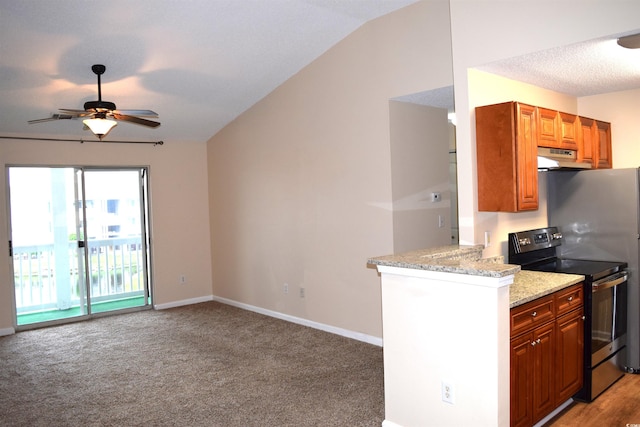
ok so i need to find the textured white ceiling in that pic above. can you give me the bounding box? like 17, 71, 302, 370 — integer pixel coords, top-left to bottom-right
0, 0, 420, 143
477, 31, 640, 98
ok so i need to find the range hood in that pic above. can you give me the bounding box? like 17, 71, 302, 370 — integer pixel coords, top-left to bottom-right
537, 147, 592, 170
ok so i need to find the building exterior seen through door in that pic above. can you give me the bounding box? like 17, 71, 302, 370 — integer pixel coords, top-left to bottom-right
7, 167, 152, 328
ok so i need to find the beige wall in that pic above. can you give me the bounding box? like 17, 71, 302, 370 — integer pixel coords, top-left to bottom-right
0, 138, 213, 330
207, 0, 453, 338
579, 88, 640, 169
390, 101, 452, 253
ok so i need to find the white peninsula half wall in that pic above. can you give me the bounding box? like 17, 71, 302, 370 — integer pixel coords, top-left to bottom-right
369, 244, 584, 426
369, 245, 516, 426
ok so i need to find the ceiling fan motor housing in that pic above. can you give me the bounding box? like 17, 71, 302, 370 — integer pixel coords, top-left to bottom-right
84, 100, 116, 111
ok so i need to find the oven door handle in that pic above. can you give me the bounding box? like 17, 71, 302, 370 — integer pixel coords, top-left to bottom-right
592, 272, 628, 292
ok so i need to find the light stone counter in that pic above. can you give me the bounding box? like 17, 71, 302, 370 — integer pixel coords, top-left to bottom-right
368, 244, 520, 278
510, 270, 584, 308
368, 245, 584, 308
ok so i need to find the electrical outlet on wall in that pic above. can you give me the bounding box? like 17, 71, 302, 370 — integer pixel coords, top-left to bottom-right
441, 380, 455, 404
180, 275, 187, 285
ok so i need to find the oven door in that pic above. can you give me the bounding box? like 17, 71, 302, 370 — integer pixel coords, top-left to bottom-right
591, 272, 628, 367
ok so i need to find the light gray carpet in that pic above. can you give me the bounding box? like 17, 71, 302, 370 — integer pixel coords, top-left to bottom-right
0, 301, 384, 426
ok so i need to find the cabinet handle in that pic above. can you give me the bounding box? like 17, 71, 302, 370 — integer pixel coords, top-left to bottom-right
568, 296, 573, 302
531, 339, 541, 346
531, 311, 537, 317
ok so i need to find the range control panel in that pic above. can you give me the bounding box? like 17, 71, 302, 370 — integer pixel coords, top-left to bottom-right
509, 227, 563, 254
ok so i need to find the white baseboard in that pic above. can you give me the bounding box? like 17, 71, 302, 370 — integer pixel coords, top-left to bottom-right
212, 295, 383, 347
154, 295, 214, 310
0, 327, 15, 336
382, 420, 402, 427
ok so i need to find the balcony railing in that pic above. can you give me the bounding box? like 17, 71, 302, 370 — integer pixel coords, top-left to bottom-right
13, 237, 147, 314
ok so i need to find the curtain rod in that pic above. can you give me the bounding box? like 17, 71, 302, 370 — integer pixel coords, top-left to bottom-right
0, 135, 164, 145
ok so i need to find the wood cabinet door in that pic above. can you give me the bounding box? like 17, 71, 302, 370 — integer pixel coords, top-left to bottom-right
595, 120, 612, 168
538, 107, 560, 148
532, 321, 556, 424
556, 309, 584, 403
578, 117, 595, 165
559, 112, 579, 150
515, 103, 539, 211
511, 333, 533, 427
476, 102, 519, 212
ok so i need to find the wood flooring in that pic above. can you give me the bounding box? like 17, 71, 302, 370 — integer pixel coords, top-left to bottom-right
544, 373, 640, 426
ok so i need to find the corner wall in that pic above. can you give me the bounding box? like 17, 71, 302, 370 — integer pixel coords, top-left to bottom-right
450, 0, 640, 257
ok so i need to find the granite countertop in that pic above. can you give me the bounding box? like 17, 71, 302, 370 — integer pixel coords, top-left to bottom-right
510, 270, 584, 308
367, 244, 521, 278
368, 245, 584, 307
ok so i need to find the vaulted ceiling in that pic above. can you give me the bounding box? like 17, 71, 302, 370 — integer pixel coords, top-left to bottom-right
1, 1, 639, 144
0, 0, 420, 143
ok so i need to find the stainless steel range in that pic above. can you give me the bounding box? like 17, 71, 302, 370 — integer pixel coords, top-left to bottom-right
508, 226, 628, 402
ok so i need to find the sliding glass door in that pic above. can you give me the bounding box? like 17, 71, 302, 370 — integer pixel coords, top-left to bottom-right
8, 166, 152, 327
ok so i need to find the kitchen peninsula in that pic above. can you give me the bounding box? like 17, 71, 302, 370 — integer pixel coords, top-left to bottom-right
368, 245, 584, 427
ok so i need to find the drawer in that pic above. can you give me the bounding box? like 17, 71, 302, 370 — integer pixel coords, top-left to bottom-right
511, 294, 555, 336
555, 283, 584, 316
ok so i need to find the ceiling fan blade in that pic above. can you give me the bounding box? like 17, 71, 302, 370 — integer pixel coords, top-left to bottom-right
28, 113, 75, 124
113, 113, 161, 128
58, 108, 94, 117
114, 109, 159, 117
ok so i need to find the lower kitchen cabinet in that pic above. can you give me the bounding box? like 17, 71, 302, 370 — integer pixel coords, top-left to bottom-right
510, 283, 584, 427
511, 321, 555, 427
555, 309, 584, 403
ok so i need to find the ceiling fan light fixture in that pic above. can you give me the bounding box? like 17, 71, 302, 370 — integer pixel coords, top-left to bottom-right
83, 117, 117, 139
617, 33, 640, 49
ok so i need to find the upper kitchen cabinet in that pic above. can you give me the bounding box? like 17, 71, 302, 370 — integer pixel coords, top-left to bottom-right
537, 107, 560, 148
577, 117, 612, 169
559, 112, 579, 151
595, 120, 612, 168
476, 101, 539, 212
537, 109, 579, 151
477, 102, 614, 212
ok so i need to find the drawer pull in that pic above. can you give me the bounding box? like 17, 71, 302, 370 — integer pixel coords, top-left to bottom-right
531, 338, 541, 346
531, 311, 537, 317
567, 296, 573, 302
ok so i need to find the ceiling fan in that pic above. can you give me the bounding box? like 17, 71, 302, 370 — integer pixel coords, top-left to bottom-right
618, 33, 640, 49
28, 64, 160, 139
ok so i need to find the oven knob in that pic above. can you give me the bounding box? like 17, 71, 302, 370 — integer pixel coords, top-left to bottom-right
518, 237, 531, 246
552, 232, 563, 240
